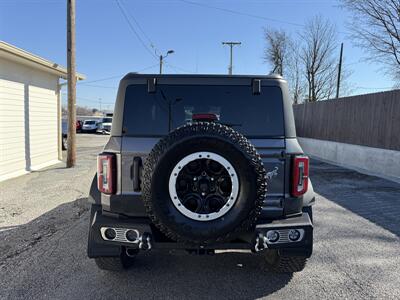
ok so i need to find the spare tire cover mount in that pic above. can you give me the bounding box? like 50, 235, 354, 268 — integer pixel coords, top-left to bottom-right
168, 151, 239, 221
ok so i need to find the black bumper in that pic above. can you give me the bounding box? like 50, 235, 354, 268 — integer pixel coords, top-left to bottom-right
87, 206, 313, 258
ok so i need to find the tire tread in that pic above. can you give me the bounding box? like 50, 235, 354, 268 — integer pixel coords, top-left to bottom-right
142, 122, 267, 244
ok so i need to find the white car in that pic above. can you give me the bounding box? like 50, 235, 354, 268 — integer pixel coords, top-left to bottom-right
82, 120, 98, 133
97, 117, 112, 134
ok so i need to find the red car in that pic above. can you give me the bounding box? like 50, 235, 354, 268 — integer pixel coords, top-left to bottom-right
76, 120, 82, 133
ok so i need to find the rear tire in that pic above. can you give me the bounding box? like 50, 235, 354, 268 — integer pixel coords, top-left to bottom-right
264, 250, 307, 273
302, 206, 313, 223
142, 122, 267, 245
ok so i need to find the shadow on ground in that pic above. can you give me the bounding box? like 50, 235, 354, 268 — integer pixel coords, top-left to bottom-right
96, 250, 293, 299
311, 159, 400, 237
0, 197, 89, 265
0, 197, 292, 299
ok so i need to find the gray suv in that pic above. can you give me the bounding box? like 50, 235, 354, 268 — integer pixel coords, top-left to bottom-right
87, 74, 315, 273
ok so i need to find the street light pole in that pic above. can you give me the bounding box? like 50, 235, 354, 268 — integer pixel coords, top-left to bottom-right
159, 50, 175, 74
222, 41, 241, 75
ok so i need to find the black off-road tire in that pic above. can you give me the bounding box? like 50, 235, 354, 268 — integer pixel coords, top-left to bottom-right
94, 253, 135, 272
264, 250, 308, 273
303, 206, 313, 223
142, 122, 267, 245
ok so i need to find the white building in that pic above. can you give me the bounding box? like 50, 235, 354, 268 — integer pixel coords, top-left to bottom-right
0, 41, 85, 181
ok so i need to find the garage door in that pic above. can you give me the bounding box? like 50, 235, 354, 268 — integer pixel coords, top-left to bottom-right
28, 85, 58, 169
0, 79, 26, 180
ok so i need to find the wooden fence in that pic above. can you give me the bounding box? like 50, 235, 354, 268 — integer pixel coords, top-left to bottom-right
293, 89, 400, 151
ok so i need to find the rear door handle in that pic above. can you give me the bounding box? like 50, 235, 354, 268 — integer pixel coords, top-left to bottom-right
133, 157, 142, 192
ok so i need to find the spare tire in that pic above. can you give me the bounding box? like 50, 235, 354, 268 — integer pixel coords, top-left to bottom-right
142, 122, 267, 244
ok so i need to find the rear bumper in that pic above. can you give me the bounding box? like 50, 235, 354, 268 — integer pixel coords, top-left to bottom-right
87, 206, 313, 258
82, 129, 97, 133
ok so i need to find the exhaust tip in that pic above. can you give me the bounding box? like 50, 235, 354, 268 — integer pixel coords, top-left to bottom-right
125, 229, 139, 242
104, 228, 116, 240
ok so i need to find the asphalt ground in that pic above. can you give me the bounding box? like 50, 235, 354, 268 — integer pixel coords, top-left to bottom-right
1, 134, 399, 299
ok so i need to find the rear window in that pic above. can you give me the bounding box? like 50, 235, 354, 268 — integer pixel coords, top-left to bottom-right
85, 121, 96, 125
122, 84, 284, 137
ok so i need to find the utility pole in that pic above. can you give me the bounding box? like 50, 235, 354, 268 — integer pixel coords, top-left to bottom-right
222, 41, 241, 75
159, 50, 175, 74
66, 0, 76, 168
336, 42, 343, 99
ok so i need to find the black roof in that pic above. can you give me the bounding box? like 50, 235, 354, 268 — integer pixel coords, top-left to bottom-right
121, 73, 283, 81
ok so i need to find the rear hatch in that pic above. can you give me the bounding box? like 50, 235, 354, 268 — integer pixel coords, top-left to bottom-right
119, 80, 286, 218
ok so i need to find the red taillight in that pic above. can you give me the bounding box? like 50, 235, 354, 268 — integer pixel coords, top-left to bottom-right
291, 155, 309, 197
97, 153, 116, 194
192, 113, 219, 122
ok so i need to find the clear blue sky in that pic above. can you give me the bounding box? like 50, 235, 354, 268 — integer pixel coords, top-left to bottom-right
0, 0, 395, 109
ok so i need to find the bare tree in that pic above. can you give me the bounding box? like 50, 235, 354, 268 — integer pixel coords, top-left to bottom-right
300, 16, 338, 101
341, 0, 400, 82
286, 39, 306, 104
264, 29, 306, 102
263, 28, 289, 76
263, 17, 352, 102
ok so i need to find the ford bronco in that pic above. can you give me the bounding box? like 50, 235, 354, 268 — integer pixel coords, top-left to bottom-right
87, 74, 315, 273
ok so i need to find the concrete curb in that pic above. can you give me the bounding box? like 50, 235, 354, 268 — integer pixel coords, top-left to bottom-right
298, 137, 400, 183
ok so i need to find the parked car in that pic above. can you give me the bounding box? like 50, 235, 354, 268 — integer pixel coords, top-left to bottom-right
62, 120, 68, 150
82, 120, 98, 133
97, 117, 112, 134
76, 120, 83, 133
87, 74, 315, 273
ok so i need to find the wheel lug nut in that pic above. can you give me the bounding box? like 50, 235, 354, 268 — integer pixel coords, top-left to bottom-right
201, 192, 205, 196
193, 177, 197, 181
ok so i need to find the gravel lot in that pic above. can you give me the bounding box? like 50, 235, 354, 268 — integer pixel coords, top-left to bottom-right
1, 134, 400, 299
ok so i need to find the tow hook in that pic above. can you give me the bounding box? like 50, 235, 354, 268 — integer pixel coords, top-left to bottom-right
139, 232, 152, 251
254, 233, 268, 252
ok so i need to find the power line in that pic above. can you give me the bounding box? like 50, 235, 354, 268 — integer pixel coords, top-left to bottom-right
61, 93, 114, 104
77, 64, 159, 85
179, 0, 304, 28
165, 62, 194, 74
122, 2, 157, 52
179, 0, 349, 35
114, 0, 157, 60
115, 0, 189, 73
80, 84, 118, 89
165, 63, 184, 73
77, 74, 123, 85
